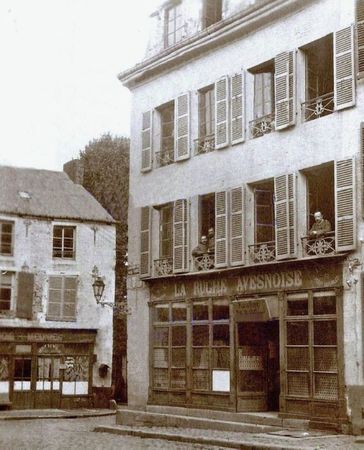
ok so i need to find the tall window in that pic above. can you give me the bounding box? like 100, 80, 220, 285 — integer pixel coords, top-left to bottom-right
0, 221, 13, 256
159, 204, 173, 259
302, 34, 334, 121
157, 102, 175, 167
165, 3, 183, 47
200, 194, 215, 238
196, 86, 215, 154
249, 61, 275, 138
47, 276, 77, 321
53, 226, 75, 259
0, 272, 12, 311
254, 181, 275, 244
203, 0, 222, 28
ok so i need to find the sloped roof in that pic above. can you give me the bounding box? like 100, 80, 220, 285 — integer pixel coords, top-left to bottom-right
0, 165, 115, 224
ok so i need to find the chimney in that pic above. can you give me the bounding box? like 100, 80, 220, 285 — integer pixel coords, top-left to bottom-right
63, 159, 84, 185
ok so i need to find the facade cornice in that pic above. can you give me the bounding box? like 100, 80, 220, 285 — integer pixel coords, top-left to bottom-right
118, 0, 313, 88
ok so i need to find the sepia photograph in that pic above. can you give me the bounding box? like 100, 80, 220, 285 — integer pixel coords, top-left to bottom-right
0, 0, 364, 448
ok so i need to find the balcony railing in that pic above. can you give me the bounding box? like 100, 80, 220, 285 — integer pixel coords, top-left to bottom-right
249, 241, 276, 264
301, 92, 334, 122
194, 135, 215, 155
155, 148, 174, 168
194, 253, 215, 271
301, 231, 336, 257
154, 257, 173, 276
249, 113, 275, 139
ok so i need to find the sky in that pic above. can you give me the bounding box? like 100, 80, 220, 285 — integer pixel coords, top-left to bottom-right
0, 0, 160, 171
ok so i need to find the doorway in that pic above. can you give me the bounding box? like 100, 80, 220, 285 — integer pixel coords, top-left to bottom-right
236, 320, 279, 412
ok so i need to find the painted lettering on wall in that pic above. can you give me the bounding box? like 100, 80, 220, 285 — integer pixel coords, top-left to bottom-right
236, 270, 302, 294
193, 279, 228, 297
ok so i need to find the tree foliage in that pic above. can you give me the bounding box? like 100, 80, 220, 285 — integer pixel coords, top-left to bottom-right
79, 132, 129, 402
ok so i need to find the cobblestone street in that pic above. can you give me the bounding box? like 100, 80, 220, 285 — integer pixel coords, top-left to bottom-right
0, 416, 224, 450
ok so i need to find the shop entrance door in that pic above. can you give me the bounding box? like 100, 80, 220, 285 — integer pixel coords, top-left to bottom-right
236, 320, 279, 412
34, 356, 61, 408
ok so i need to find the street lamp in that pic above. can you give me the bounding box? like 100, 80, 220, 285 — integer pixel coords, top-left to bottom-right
92, 277, 105, 304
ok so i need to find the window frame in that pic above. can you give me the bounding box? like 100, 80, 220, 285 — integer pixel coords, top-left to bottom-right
202, 0, 222, 29
198, 85, 215, 141
159, 204, 174, 259
0, 221, 14, 256
52, 225, 76, 260
164, 2, 183, 48
47, 275, 78, 322
0, 271, 14, 312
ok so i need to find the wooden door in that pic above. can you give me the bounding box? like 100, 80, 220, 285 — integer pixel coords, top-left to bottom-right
34, 356, 61, 408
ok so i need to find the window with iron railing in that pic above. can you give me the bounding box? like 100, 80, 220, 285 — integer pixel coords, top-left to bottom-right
195, 86, 215, 155
156, 103, 175, 168
154, 204, 174, 276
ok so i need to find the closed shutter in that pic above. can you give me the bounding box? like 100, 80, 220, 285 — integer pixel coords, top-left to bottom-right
215, 190, 228, 267
335, 158, 356, 251
173, 199, 189, 273
230, 72, 245, 145
274, 175, 290, 260
229, 187, 245, 266
16, 272, 34, 319
141, 111, 153, 172
274, 51, 295, 130
175, 93, 190, 161
140, 206, 152, 278
357, 1, 364, 76
334, 25, 356, 110
215, 76, 229, 149
288, 173, 297, 257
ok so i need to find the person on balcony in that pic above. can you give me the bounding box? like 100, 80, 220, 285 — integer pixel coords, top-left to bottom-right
309, 211, 331, 238
192, 235, 208, 257
207, 227, 215, 254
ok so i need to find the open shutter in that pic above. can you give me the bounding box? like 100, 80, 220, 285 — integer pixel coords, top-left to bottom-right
274, 51, 295, 130
16, 272, 34, 319
173, 199, 189, 273
215, 76, 229, 149
215, 191, 228, 267
361, 123, 364, 218
229, 187, 245, 266
175, 93, 190, 161
288, 173, 297, 257
334, 25, 356, 110
357, 0, 364, 77
335, 158, 356, 251
274, 175, 289, 260
140, 206, 152, 278
141, 111, 153, 172
230, 72, 245, 145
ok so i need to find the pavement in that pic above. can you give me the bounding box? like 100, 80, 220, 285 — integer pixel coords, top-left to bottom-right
0, 408, 115, 420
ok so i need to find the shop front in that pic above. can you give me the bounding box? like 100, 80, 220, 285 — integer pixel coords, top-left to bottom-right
0, 328, 96, 409
148, 259, 346, 425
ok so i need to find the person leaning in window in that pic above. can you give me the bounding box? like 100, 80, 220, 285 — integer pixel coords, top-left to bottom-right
309, 211, 331, 238
207, 227, 215, 254
192, 235, 208, 257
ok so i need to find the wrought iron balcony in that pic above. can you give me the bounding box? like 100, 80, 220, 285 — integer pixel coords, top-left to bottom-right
154, 257, 173, 276
194, 253, 215, 271
194, 135, 215, 155
301, 231, 336, 257
155, 148, 174, 168
302, 92, 334, 122
249, 241, 276, 264
249, 113, 275, 139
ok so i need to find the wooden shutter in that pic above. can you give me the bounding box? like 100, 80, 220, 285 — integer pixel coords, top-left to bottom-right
274, 51, 295, 130
173, 199, 189, 273
140, 206, 152, 278
63, 277, 77, 320
335, 158, 356, 251
215, 76, 229, 149
361, 123, 364, 219
274, 174, 294, 260
288, 173, 297, 257
175, 93, 190, 161
141, 111, 153, 172
215, 190, 228, 267
334, 25, 356, 110
357, 0, 364, 76
229, 187, 245, 266
16, 272, 34, 319
230, 72, 245, 145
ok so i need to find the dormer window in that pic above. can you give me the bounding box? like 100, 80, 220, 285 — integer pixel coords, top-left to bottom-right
164, 2, 183, 48
203, 0, 222, 28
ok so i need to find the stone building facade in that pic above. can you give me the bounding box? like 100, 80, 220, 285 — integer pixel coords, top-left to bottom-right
119, 0, 364, 432
0, 166, 115, 409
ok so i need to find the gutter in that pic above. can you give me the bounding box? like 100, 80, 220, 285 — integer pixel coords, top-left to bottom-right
118, 0, 313, 88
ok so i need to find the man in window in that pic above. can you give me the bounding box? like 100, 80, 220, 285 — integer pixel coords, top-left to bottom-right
309, 211, 331, 238
192, 235, 208, 257
207, 227, 215, 254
